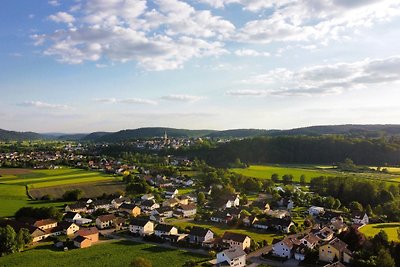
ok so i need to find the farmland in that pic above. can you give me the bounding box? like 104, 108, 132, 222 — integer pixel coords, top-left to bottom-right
359, 223, 400, 242
0, 240, 208, 267
230, 164, 400, 183
0, 168, 122, 217
170, 220, 283, 244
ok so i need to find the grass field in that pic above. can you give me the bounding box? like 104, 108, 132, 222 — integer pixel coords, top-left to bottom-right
0, 168, 122, 217
230, 165, 400, 183
0, 240, 208, 267
359, 223, 400, 242
170, 220, 283, 244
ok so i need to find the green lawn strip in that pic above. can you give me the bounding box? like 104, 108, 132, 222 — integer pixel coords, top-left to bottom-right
29, 176, 118, 189
171, 220, 283, 244
359, 223, 400, 242
178, 188, 195, 195
180, 170, 201, 177
0, 240, 208, 267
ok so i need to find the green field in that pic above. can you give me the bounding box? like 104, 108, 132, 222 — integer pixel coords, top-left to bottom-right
230, 165, 400, 183
0, 240, 208, 267
0, 168, 121, 217
359, 223, 400, 242
170, 220, 283, 244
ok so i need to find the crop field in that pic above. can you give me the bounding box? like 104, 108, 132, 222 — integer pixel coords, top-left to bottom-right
0, 168, 122, 217
359, 223, 400, 242
170, 220, 283, 244
0, 240, 208, 267
230, 165, 400, 184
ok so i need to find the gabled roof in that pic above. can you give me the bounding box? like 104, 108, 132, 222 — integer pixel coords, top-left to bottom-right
323, 262, 346, 267
97, 214, 116, 222
351, 211, 367, 219
67, 202, 87, 209
220, 248, 246, 260
76, 227, 99, 237
119, 203, 138, 210
189, 226, 212, 237
64, 212, 79, 220
154, 224, 175, 232
322, 238, 349, 253
141, 199, 157, 207
74, 235, 88, 243
34, 218, 58, 227
178, 203, 197, 211
222, 232, 250, 243
130, 218, 152, 227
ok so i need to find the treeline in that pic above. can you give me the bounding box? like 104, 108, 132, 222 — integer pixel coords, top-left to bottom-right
180, 136, 400, 167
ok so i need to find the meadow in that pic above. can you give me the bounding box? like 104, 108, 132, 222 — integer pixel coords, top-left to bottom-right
170, 220, 283, 244
359, 223, 400, 242
230, 164, 400, 183
0, 168, 121, 217
0, 240, 208, 267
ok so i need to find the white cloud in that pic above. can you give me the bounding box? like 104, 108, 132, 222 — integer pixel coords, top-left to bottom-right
161, 94, 206, 102
235, 55, 400, 96
19, 101, 70, 110
94, 98, 157, 105
48, 12, 75, 24
234, 49, 270, 57
48, 0, 60, 7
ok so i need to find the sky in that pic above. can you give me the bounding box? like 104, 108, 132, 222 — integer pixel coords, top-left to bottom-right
1, 0, 400, 133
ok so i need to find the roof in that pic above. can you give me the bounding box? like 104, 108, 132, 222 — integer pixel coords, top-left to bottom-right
222, 232, 249, 243
323, 262, 346, 267
68, 202, 87, 209
220, 248, 246, 260
189, 226, 212, 237
74, 235, 88, 243
130, 218, 152, 227
113, 197, 130, 204
154, 224, 175, 232
141, 199, 157, 207
34, 218, 58, 227
178, 203, 197, 211
97, 214, 116, 222
119, 203, 138, 210
323, 238, 349, 252
64, 212, 79, 220
351, 211, 367, 219
302, 233, 320, 244
76, 227, 99, 237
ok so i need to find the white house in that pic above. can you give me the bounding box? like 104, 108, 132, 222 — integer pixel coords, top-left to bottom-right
272, 237, 300, 258
64, 212, 82, 223
165, 189, 179, 199
351, 211, 369, 225
95, 214, 116, 229
141, 194, 154, 201
175, 203, 197, 217
129, 219, 154, 236
216, 248, 246, 267
154, 224, 178, 237
219, 195, 240, 210
140, 199, 160, 212
309, 206, 325, 216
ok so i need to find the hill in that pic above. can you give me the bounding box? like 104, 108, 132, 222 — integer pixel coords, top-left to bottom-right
205, 129, 276, 138
96, 127, 215, 142
0, 129, 42, 141
82, 132, 112, 141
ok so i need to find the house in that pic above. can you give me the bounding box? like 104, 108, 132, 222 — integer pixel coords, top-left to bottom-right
154, 224, 178, 237
252, 201, 270, 213
119, 203, 141, 217
316, 227, 335, 241
129, 218, 154, 236
319, 238, 353, 264
141, 194, 154, 201
57, 221, 79, 235
216, 248, 246, 267
272, 236, 300, 258
269, 218, 295, 233
96, 214, 116, 229
33, 219, 58, 230
293, 244, 308, 261
114, 217, 126, 231
75, 227, 99, 243
329, 220, 348, 234
165, 188, 179, 199
267, 209, 290, 219
253, 220, 269, 230
222, 232, 251, 251
210, 211, 233, 224
309, 206, 325, 216
162, 198, 180, 208
351, 211, 369, 225
218, 195, 240, 210
111, 197, 131, 209
92, 200, 112, 211
242, 215, 259, 227
141, 199, 160, 212
74, 235, 92, 248
175, 203, 197, 217
65, 202, 87, 213
164, 234, 188, 243
64, 212, 82, 222
300, 233, 320, 249
188, 227, 214, 244
152, 206, 174, 218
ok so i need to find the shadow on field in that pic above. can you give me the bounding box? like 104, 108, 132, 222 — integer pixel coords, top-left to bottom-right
372, 223, 400, 229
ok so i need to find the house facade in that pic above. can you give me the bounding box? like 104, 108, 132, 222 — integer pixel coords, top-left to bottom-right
216, 248, 246, 267
129, 219, 154, 236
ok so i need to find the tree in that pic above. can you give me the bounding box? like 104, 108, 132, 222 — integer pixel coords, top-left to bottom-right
62, 189, 83, 201
350, 201, 363, 212
300, 175, 306, 185
271, 173, 279, 183
241, 194, 248, 205
376, 249, 396, 267
197, 192, 206, 205
0, 225, 18, 256
282, 174, 293, 185
130, 257, 152, 267
16, 228, 32, 251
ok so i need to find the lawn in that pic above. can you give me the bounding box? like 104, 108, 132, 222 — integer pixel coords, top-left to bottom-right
230, 165, 337, 183
0, 167, 121, 217
359, 223, 400, 242
0, 240, 208, 267
171, 220, 283, 244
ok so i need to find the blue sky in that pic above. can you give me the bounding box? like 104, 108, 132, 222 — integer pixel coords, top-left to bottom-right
1, 0, 400, 133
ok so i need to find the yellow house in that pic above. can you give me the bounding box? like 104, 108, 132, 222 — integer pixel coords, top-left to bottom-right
120, 203, 141, 217
319, 238, 352, 264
